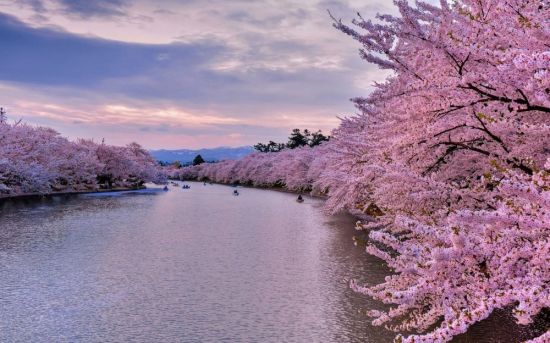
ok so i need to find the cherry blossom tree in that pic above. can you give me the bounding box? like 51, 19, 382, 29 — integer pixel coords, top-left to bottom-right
175, 145, 329, 192
327, 0, 549, 341
0, 116, 164, 196
176, 1, 549, 341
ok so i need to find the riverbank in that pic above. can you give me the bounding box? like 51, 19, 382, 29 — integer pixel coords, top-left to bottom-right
0, 186, 147, 203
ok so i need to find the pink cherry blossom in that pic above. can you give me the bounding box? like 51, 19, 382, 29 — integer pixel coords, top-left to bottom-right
0, 119, 165, 196
177, 1, 549, 341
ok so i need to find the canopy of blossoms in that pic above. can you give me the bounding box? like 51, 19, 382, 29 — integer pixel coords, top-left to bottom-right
176, 1, 549, 341
0, 119, 164, 196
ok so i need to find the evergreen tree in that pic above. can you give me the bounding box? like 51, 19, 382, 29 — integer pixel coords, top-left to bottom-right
309, 130, 329, 147
254, 129, 329, 152
286, 129, 308, 149
0, 107, 7, 124
192, 154, 205, 166
253, 142, 267, 152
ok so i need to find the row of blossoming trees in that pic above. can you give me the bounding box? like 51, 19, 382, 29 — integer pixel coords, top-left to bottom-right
0, 116, 164, 197
175, 1, 549, 342
173, 145, 330, 191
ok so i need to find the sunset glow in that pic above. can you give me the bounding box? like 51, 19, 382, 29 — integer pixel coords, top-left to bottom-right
0, 0, 404, 148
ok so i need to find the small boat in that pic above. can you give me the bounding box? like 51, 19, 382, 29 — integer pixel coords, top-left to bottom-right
296, 195, 304, 203
182, 184, 190, 189
163, 186, 169, 191
233, 190, 239, 196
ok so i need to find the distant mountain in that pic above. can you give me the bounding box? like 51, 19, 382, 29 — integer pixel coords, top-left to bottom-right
150, 146, 254, 164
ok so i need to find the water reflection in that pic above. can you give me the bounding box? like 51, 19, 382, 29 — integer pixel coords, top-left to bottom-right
0, 183, 541, 342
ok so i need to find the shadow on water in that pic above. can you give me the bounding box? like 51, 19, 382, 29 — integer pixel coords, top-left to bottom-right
0, 182, 544, 342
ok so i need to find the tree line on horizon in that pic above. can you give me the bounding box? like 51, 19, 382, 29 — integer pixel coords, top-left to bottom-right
158, 129, 330, 168
158, 154, 206, 168
253, 128, 330, 153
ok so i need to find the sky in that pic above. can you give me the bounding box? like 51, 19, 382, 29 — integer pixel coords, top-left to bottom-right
0, 0, 401, 149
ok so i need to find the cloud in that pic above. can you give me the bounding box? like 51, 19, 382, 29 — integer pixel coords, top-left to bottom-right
16, 0, 129, 19
58, 0, 128, 18
0, 12, 225, 87
16, 0, 46, 12
0, 11, 365, 108
0, 0, 420, 149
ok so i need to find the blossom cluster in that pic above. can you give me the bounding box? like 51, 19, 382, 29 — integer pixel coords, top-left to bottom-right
0, 120, 164, 196
177, 1, 549, 341
172, 144, 330, 193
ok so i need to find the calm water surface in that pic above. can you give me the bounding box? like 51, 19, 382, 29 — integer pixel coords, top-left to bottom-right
0, 182, 539, 342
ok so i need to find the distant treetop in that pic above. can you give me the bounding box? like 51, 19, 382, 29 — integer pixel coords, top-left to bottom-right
254, 129, 329, 152
192, 154, 205, 166
0, 107, 7, 124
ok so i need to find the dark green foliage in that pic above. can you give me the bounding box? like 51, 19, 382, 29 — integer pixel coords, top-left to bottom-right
309, 130, 330, 147
253, 129, 330, 153
192, 154, 205, 166
0, 107, 7, 123
286, 128, 309, 149
253, 140, 286, 153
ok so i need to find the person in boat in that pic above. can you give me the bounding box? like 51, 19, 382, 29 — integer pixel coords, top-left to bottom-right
297, 194, 304, 202
163, 185, 169, 191
233, 189, 239, 195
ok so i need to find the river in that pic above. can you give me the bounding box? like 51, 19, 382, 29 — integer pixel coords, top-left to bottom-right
0, 182, 540, 342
